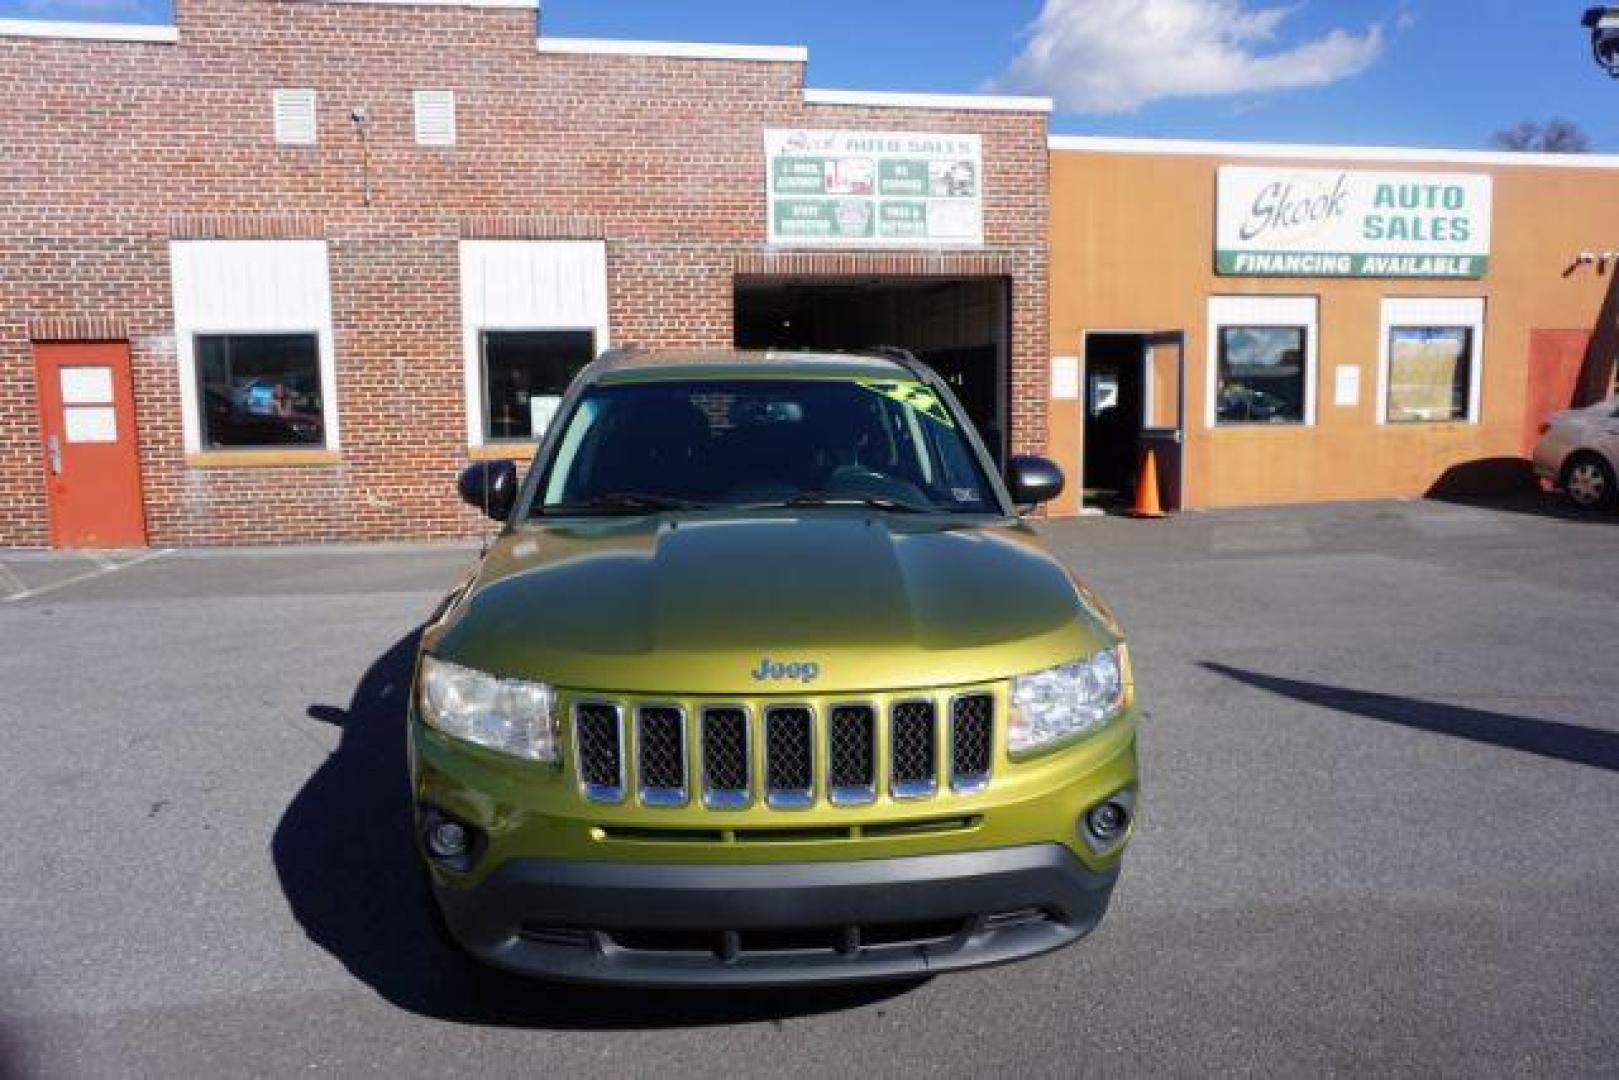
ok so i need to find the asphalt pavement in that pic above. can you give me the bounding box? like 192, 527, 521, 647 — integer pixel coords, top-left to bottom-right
2, 496, 1616, 1077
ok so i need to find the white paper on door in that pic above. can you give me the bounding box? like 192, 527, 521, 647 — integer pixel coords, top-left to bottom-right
60, 366, 114, 405
64, 405, 118, 443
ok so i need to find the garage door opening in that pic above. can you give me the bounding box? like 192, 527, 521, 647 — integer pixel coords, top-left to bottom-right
735, 277, 1009, 462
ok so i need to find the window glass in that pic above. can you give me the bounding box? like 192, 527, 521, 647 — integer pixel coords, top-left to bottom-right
482, 330, 596, 442
534, 379, 997, 516
1387, 327, 1472, 422
1216, 326, 1307, 425
196, 334, 324, 448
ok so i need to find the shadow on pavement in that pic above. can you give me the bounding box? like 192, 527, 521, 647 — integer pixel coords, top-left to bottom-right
1424, 456, 1538, 500
1424, 458, 1616, 524
1424, 491, 1619, 525
1203, 662, 1619, 773
273, 627, 920, 1029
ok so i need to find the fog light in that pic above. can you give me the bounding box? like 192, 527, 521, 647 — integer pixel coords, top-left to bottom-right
1079, 787, 1135, 854
1087, 802, 1128, 840
427, 819, 469, 859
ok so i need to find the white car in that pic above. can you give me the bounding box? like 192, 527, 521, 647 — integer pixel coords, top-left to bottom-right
1531, 397, 1619, 510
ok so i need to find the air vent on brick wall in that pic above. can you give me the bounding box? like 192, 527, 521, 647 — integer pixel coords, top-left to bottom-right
273, 89, 318, 146
413, 90, 457, 147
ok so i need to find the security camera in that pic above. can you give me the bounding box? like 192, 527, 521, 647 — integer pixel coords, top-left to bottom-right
1584, 6, 1619, 77
349, 106, 370, 124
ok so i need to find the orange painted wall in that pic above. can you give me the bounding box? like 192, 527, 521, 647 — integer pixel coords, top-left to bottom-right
1047, 149, 1619, 513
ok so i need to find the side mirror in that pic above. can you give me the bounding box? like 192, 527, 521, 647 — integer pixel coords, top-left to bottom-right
1005, 455, 1065, 510
457, 460, 518, 521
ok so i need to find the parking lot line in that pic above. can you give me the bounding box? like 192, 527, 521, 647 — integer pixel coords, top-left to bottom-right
1, 548, 173, 603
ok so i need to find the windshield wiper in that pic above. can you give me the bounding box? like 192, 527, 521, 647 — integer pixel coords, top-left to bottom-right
756, 492, 934, 514
545, 492, 713, 515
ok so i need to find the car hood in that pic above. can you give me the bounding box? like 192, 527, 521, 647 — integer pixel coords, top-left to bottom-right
426, 512, 1116, 695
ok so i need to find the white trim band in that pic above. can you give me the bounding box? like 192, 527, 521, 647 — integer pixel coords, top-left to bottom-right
537, 36, 806, 62
806, 88, 1054, 114
0, 18, 178, 43
316, 0, 537, 8
1049, 134, 1619, 171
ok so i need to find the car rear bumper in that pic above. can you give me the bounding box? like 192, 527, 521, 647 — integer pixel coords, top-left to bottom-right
434, 843, 1119, 987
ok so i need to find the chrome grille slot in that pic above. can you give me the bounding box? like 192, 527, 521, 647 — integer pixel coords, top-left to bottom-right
949, 693, 994, 793
764, 706, 815, 809
828, 705, 877, 805
889, 700, 938, 799
575, 702, 625, 803
700, 706, 750, 810
636, 706, 688, 807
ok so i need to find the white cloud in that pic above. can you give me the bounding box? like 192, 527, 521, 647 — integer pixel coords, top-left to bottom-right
989, 0, 1386, 114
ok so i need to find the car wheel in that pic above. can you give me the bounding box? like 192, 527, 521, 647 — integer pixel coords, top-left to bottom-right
1562, 452, 1617, 510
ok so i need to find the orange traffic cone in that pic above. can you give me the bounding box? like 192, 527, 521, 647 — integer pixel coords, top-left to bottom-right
1131, 448, 1166, 519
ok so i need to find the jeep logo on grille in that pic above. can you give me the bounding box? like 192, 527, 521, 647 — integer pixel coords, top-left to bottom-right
751, 657, 820, 683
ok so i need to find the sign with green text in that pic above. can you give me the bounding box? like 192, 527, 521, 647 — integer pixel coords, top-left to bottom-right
1216, 166, 1493, 279
766, 129, 983, 247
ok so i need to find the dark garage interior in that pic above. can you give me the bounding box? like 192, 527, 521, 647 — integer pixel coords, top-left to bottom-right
734, 277, 1009, 461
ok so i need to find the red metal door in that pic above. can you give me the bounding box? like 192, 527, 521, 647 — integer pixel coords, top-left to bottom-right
33, 341, 148, 548
1523, 330, 1591, 455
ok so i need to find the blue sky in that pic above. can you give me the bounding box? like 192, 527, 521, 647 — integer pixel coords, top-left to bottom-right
4, 0, 1614, 152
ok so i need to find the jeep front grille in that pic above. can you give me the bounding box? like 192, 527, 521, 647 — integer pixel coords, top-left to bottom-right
574, 703, 625, 803
764, 706, 815, 809
572, 693, 996, 808
889, 701, 938, 799
700, 707, 750, 810
827, 705, 877, 805
949, 693, 994, 793
636, 706, 687, 806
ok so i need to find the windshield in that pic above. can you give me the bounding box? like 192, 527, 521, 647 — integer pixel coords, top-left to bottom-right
533, 378, 999, 515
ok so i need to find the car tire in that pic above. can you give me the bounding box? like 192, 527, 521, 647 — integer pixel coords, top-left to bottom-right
1561, 452, 1617, 511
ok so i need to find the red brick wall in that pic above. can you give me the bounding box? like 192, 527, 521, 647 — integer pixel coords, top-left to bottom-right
0, 0, 1048, 546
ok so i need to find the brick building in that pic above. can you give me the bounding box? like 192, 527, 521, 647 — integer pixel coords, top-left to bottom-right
1, 0, 1050, 547
6, 0, 1619, 548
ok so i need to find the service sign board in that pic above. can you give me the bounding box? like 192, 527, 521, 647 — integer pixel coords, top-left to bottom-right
1216, 166, 1493, 279
765, 129, 984, 247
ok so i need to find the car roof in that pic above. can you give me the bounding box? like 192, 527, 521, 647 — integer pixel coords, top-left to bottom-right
588, 348, 922, 385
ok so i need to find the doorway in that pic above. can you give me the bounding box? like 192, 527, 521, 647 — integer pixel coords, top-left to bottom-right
33, 340, 148, 548
735, 277, 1009, 462
1082, 331, 1185, 511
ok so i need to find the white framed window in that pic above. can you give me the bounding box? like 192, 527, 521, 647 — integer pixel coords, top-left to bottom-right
1206, 296, 1319, 428
459, 240, 609, 447
272, 89, 317, 145
169, 241, 339, 453
1377, 297, 1485, 425
413, 90, 457, 147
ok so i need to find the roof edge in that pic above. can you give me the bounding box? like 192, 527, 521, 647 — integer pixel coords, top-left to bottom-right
0, 17, 178, 42
537, 36, 807, 62
806, 88, 1054, 114
1048, 134, 1619, 171
317, 0, 537, 7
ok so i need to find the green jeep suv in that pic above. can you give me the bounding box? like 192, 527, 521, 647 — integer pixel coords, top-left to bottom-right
412, 348, 1139, 986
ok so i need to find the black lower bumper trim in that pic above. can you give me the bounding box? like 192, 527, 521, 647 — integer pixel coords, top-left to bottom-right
434, 844, 1119, 987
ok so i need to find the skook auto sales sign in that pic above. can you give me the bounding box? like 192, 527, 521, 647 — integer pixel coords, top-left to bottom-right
1216, 166, 1492, 278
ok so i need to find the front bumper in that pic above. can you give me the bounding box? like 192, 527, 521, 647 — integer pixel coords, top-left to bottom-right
435, 843, 1118, 986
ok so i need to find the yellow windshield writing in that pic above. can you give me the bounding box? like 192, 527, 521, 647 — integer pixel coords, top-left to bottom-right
855, 379, 955, 429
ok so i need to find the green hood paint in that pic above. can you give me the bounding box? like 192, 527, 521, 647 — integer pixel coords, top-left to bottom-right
426, 511, 1114, 695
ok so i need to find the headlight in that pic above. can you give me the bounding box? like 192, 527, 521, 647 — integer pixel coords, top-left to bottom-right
417, 655, 560, 763
1008, 647, 1127, 754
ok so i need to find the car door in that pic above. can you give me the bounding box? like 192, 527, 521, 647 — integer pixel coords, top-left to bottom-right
1599, 400, 1619, 466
